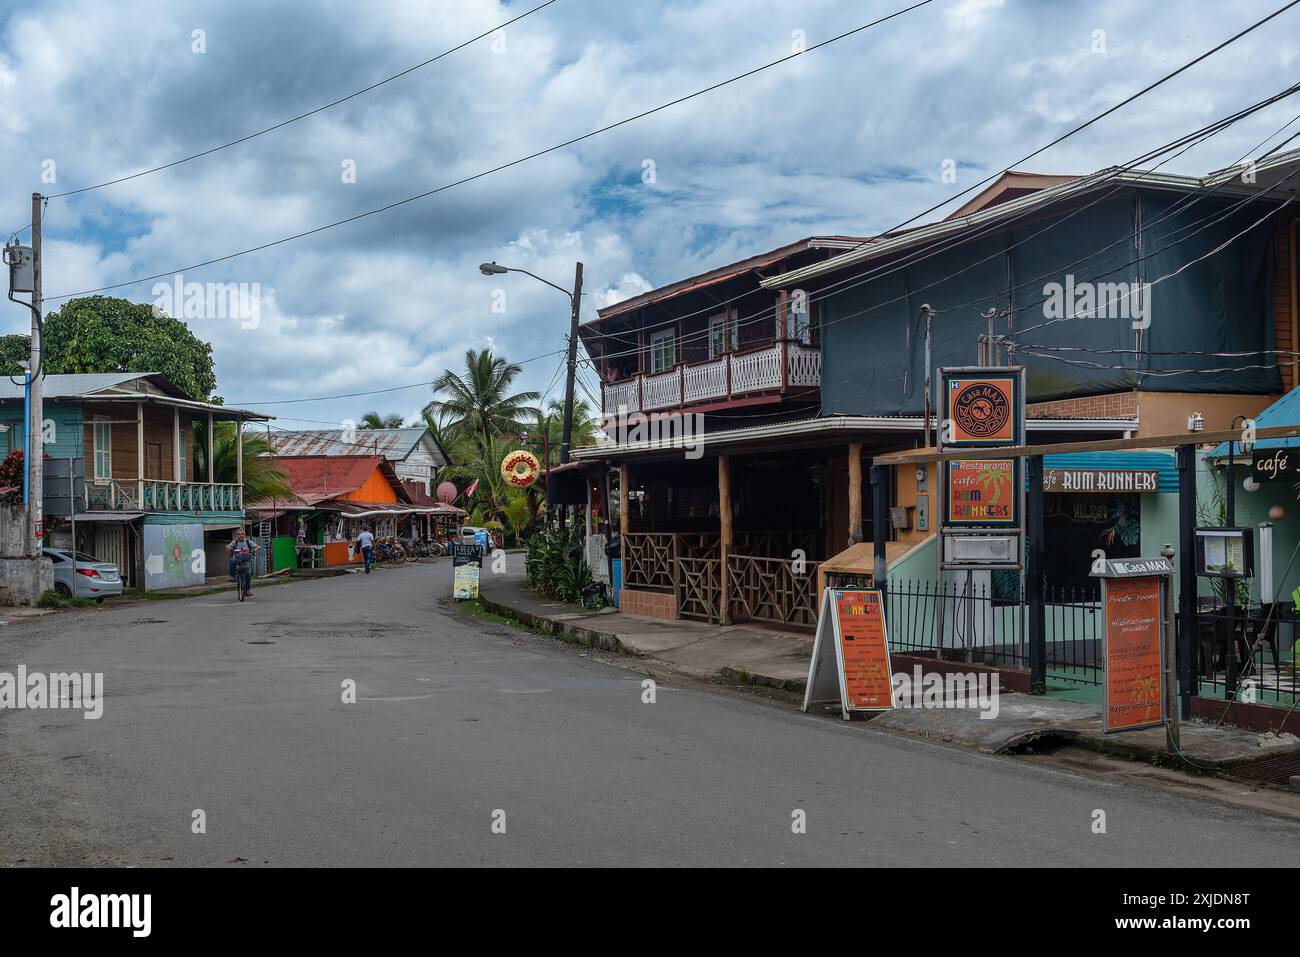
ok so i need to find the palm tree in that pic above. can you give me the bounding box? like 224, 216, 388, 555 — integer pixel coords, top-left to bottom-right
359, 411, 406, 430
428, 349, 539, 449
195, 423, 292, 503
546, 397, 599, 456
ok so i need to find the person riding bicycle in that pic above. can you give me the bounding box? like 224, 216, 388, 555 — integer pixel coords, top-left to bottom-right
227, 530, 260, 595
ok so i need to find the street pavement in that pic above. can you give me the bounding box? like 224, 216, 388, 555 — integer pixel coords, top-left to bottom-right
2, 556, 1299, 867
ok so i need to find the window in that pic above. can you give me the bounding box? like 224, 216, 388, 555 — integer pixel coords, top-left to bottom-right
708, 313, 736, 359
93, 417, 112, 483
6, 419, 23, 456
786, 293, 812, 344
650, 329, 675, 373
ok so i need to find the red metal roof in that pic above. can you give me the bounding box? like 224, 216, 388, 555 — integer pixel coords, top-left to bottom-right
589, 236, 871, 325
272, 455, 407, 506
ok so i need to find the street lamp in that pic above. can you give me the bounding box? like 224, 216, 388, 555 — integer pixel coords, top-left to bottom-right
477, 259, 585, 467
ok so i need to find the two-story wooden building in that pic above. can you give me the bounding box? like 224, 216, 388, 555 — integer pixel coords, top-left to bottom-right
573, 237, 1133, 629
0, 372, 270, 589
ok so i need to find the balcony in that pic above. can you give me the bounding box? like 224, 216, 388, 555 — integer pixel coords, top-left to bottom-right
86, 480, 244, 513
602, 340, 820, 415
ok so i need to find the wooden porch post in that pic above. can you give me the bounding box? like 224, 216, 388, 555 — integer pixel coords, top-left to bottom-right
719, 454, 732, 626
847, 442, 863, 545
206, 412, 214, 484
136, 401, 144, 506
235, 421, 244, 508
618, 464, 629, 581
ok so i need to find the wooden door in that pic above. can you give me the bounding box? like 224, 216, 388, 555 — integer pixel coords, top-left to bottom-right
146, 443, 163, 480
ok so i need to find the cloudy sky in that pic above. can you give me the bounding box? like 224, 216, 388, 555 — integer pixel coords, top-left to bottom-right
2, 0, 1299, 431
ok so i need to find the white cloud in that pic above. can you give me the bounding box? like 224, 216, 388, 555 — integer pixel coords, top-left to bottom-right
0, 0, 1296, 427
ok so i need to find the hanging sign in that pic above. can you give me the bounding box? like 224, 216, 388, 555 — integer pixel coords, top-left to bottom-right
944, 459, 1019, 526
941, 368, 1024, 447
1251, 448, 1299, 480
451, 542, 481, 600
1101, 575, 1165, 733
802, 588, 894, 718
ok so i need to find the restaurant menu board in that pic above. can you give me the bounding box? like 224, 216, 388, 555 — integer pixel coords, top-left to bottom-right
451, 542, 481, 600
944, 459, 1019, 526
943, 374, 1020, 446
1102, 576, 1164, 733
802, 588, 894, 718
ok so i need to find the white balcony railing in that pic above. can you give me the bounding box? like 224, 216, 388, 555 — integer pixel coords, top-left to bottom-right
683, 356, 727, 403
601, 340, 819, 415
603, 377, 640, 414
730, 343, 782, 394
641, 368, 682, 410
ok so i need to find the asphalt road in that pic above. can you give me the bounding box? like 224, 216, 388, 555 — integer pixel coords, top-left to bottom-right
2, 557, 1298, 867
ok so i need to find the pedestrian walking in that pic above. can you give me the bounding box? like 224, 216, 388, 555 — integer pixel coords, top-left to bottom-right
356, 526, 375, 574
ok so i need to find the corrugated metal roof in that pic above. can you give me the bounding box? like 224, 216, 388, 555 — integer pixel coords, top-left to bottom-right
1207, 384, 1300, 457
1041, 450, 1178, 492
272, 428, 430, 461
0, 372, 161, 400
271, 455, 409, 506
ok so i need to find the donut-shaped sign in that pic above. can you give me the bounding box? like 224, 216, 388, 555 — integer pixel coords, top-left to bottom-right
501, 449, 541, 488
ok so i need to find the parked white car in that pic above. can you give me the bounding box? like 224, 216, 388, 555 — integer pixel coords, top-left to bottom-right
44, 548, 123, 602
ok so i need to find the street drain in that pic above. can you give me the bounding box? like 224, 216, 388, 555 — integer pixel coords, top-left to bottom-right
1220, 749, 1300, 787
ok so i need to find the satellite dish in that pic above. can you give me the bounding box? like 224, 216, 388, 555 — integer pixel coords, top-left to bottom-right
436, 481, 457, 504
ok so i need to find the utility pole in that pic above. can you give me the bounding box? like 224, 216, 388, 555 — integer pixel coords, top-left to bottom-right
557, 261, 583, 532
29, 192, 43, 560
559, 261, 584, 466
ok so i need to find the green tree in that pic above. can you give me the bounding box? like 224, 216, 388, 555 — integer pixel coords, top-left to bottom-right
41, 296, 217, 399
0, 334, 30, 377
195, 423, 292, 503
359, 411, 406, 430
503, 492, 538, 547
428, 349, 539, 449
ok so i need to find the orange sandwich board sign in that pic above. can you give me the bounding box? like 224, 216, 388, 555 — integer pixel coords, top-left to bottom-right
802, 588, 894, 719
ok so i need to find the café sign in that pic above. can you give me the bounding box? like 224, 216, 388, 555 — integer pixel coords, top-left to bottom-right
1251, 448, 1297, 480
1041, 468, 1160, 494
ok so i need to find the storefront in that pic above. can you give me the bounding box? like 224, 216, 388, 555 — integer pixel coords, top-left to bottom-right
1039, 453, 1175, 592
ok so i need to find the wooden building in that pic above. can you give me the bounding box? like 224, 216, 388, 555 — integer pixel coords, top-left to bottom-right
0, 372, 270, 589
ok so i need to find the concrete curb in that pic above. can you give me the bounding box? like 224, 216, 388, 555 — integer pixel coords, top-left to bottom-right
476, 584, 1300, 780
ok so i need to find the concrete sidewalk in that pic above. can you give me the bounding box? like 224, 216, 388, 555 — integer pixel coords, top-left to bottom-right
479, 564, 1300, 780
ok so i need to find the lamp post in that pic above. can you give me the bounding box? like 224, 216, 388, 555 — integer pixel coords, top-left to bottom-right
480, 260, 585, 529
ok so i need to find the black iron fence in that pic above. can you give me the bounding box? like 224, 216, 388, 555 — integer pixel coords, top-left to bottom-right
1190, 601, 1300, 707
886, 579, 1299, 703
886, 578, 1103, 686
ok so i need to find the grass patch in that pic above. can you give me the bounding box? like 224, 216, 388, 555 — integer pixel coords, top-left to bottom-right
37, 589, 99, 609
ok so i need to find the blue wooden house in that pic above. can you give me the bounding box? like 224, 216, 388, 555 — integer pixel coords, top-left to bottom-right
0, 372, 270, 589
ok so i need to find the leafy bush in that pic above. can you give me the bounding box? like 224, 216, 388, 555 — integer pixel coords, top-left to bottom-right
0, 449, 22, 500
525, 523, 595, 604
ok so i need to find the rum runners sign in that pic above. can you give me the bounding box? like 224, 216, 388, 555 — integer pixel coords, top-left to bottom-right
1042, 468, 1159, 494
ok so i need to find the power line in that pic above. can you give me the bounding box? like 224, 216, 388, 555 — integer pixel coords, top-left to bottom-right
835, 0, 1300, 250
44, 0, 938, 303
233, 86, 1300, 416
581, 80, 1300, 371
45, 1, 561, 199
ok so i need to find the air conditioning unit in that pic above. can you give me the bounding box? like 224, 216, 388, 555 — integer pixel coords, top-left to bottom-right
942, 532, 1021, 569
